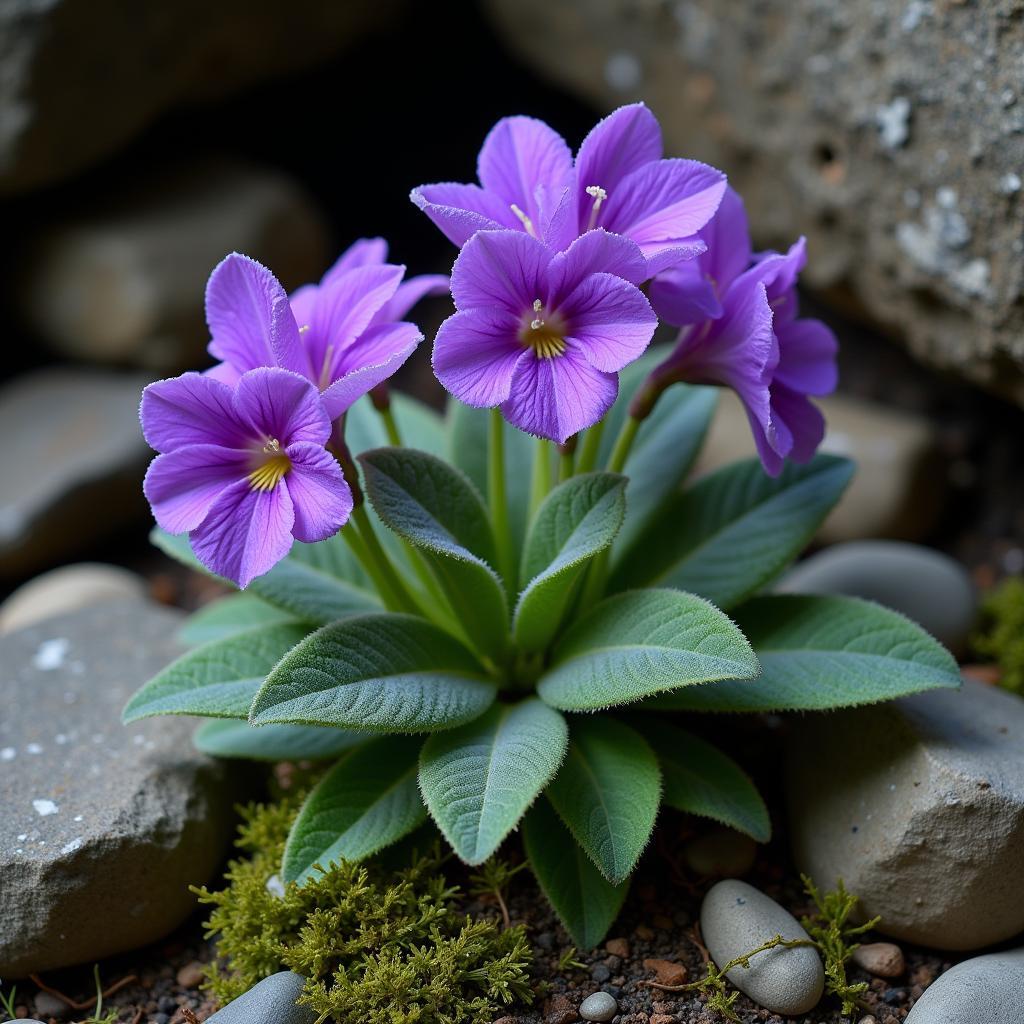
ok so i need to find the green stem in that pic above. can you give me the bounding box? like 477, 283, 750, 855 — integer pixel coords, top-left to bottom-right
488, 408, 515, 595
576, 419, 605, 474
351, 505, 420, 615
379, 406, 402, 447
529, 438, 553, 517
559, 447, 574, 483
606, 415, 641, 474
342, 523, 403, 611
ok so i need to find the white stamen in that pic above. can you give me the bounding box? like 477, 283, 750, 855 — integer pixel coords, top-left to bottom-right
510, 203, 537, 238
585, 184, 608, 231
263, 438, 281, 454
530, 298, 545, 330
298, 324, 311, 334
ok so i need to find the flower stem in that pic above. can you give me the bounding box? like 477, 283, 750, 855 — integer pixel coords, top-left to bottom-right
576, 419, 605, 474
379, 406, 402, 447
529, 439, 553, 518
351, 504, 420, 615
606, 415, 641, 474
488, 408, 515, 595
559, 447, 574, 483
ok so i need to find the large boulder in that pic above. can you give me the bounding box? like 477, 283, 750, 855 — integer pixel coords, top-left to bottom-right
785, 679, 1024, 951
0, 601, 243, 976
485, 0, 1024, 403
0, 0, 407, 194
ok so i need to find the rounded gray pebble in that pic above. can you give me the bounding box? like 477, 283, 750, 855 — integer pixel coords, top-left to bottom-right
3, 1020, 46, 1023
700, 879, 824, 1015
905, 947, 1024, 1022
777, 540, 975, 653
206, 971, 315, 1024
579, 990, 618, 1022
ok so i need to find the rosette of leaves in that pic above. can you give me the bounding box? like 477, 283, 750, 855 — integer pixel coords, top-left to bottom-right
124, 352, 960, 949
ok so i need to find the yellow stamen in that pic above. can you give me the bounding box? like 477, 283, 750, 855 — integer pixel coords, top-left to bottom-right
248, 440, 291, 491
585, 184, 608, 232
521, 299, 566, 359
510, 203, 538, 238
529, 331, 567, 359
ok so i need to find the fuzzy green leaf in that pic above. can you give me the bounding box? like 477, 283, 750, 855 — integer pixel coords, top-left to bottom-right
193, 720, 367, 761
611, 455, 855, 609
283, 735, 428, 883
358, 448, 509, 659
249, 613, 496, 732
123, 622, 310, 723
538, 589, 758, 711
179, 594, 301, 646
641, 718, 770, 841
514, 473, 627, 651
653, 594, 962, 712
522, 798, 629, 950
545, 716, 661, 884
448, 402, 536, 557
419, 698, 568, 864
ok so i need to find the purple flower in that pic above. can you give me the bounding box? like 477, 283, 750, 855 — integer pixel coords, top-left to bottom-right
433, 229, 657, 443
205, 241, 448, 419
649, 189, 838, 476
411, 103, 725, 279
141, 368, 353, 588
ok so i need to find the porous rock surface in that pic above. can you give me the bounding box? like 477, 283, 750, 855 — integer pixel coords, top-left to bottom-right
786, 679, 1024, 950
485, 0, 1024, 402
0, 601, 240, 976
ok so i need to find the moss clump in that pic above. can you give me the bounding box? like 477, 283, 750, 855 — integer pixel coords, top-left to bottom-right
194, 796, 533, 1024
973, 577, 1024, 693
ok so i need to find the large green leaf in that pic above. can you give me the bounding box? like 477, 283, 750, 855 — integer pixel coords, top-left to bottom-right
249, 613, 496, 732
358, 448, 509, 659
151, 527, 381, 624
653, 594, 962, 712
447, 402, 535, 558
641, 719, 770, 841
122, 622, 309, 722
522, 798, 629, 950
193, 720, 367, 761
179, 594, 300, 646
514, 473, 626, 651
538, 589, 758, 711
283, 735, 428, 884
419, 698, 568, 864
610, 455, 854, 609
545, 716, 661, 884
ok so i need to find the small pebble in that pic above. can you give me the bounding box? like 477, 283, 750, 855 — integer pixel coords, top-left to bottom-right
651, 1016, 675, 1024
634, 924, 655, 941
33, 993, 70, 1021
205, 971, 315, 1024
176, 960, 206, 988
544, 993, 577, 1024
643, 957, 687, 986
590, 964, 611, 983
858, 1016, 878, 1024
579, 991, 618, 1023
604, 937, 630, 958
853, 941, 906, 978
683, 827, 757, 877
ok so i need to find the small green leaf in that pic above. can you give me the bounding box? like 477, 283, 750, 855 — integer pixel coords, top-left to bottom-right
193, 720, 367, 761
359, 448, 509, 658
641, 718, 770, 841
283, 735, 428, 883
249, 613, 496, 732
538, 589, 758, 711
522, 798, 629, 950
179, 594, 300, 646
545, 716, 661, 884
419, 698, 568, 864
611, 455, 855, 608
653, 594, 962, 712
122, 622, 309, 723
514, 473, 627, 651
448, 402, 535, 557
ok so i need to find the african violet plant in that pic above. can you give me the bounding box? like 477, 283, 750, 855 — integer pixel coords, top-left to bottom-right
123, 104, 960, 950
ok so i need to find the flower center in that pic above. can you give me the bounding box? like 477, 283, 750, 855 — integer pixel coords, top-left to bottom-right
248, 439, 291, 491
521, 299, 566, 359
585, 184, 608, 232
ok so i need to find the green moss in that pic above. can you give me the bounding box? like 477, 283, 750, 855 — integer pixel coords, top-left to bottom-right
193, 794, 533, 1024
973, 577, 1024, 693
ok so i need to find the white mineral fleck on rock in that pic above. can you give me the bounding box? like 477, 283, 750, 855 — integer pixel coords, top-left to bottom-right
32, 799, 58, 816
31, 637, 68, 670
876, 96, 911, 148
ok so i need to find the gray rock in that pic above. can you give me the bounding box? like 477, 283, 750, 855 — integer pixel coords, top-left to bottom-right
206, 972, 315, 1024
778, 541, 976, 654
0, 369, 150, 578
699, 879, 824, 1015
0, 1, 407, 194
0, 601, 241, 975
3, 1020, 46, 1023
19, 159, 328, 372
485, 0, 1024, 405
786, 679, 1024, 950
33, 992, 70, 1020
696, 392, 944, 544
851, 942, 905, 979
905, 948, 1024, 1023
578, 990, 618, 1023
0, 563, 148, 635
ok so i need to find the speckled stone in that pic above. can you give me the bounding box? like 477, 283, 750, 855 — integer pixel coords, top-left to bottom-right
578, 990, 618, 1022
206, 972, 315, 1024
777, 540, 976, 654
700, 879, 824, 1015
905, 948, 1024, 1023
0, 601, 242, 975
